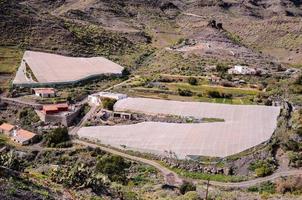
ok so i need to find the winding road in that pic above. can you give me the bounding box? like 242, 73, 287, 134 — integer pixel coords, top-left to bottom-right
74, 140, 302, 188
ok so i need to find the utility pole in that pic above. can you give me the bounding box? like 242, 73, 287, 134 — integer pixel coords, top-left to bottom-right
205, 179, 210, 200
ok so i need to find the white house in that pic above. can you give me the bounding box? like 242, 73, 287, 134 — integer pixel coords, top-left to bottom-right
88, 92, 127, 106
228, 65, 256, 75
32, 88, 56, 98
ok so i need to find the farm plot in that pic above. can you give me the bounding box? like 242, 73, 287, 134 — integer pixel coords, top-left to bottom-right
13, 51, 124, 86
78, 97, 280, 158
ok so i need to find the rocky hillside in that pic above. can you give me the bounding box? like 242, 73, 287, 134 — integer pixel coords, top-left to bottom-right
0, 0, 301, 65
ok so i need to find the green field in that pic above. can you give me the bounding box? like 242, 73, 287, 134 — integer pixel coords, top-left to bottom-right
166, 83, 260, 96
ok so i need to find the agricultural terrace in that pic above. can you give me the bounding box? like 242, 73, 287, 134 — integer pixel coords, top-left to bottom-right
13, 51, 124, 86
78, 97, 280, 158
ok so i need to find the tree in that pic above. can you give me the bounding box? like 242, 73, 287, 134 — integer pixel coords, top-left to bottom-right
178, 88, 193, 96
188, 77, 198, 85
179, 181, 196, 195
216, 63, 229, 73
44, 127, 70, 148
96, 155, 130, 183
207, 90, 221, 98
102, 98, 117, 111
122, 68, 130, 77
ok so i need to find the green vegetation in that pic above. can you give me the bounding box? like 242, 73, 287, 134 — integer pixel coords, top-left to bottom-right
0, 134, 8, 146
188, 77, 198, 85
248, 181, 276, 194
0, 150, 24, 171
249, 159, 276, 177
96, 155, 130, 184
288, 151, 302, 168
44, 127, 71, 148
216, 63, 229, 74
18, 108, 40, 129
24, 62, 38, 82
50, 162, 108, 192
122, 68, 131, 78
179, 181, 196, 195
178, 88, 193, 96
170, 167, 247, 182
101, 98, 117, 111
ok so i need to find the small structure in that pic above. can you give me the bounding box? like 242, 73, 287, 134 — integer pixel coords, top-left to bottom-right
42, 103, 69, 114
228, 65, 256, 75
11, 129, 37, 145
0, 123, 15, 136
37, 103, 82, 126
32, 88, 56, 98
88, 92, 127, 106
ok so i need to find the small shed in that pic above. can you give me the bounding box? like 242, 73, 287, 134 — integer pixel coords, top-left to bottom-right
0, 123, 15, 136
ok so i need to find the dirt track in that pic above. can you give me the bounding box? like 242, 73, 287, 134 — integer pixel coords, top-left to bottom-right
74, 139, 302, 188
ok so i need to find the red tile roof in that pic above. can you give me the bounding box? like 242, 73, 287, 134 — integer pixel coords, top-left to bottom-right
13, 129, 36, 143
0, 123, 15, 132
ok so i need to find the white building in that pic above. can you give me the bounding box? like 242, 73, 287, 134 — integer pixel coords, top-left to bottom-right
228, 65, 256, 75
88, 92, 127, 106
32, 88, 56, 98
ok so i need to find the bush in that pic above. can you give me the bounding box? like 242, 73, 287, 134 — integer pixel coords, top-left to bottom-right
216, 63, 229, 73
249, 159, 276, 177
122, 68, 130, 77
275, 176, 302, 194
188, 77, 198, 85
248, 181, 276, 194
102, 98, 117, 110
207, 90, 221, 98
178, 88, 193, 96
44, 127, 70, 148
179, 181, 196, 195
96, 155, 130, 184
288, 151, 302, 168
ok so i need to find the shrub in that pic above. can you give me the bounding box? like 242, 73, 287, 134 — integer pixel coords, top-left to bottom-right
44, 127, 70, 148
207, 90, 221, 98
288, 151, 302, 168
178, 88, 193, 97
249, 159, 276, 177
96, 155, 130, 184
102, 98, 117, 110
179, 181, 196, 195
248, 181, 276, 194
275, 176, 302, 194
122, 68, 130, 77
216, 63, 229, 73
188, 77, 198, 85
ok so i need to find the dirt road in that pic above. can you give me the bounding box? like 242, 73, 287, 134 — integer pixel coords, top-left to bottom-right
74, 139, 302, 188
73, 139, 183, 186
